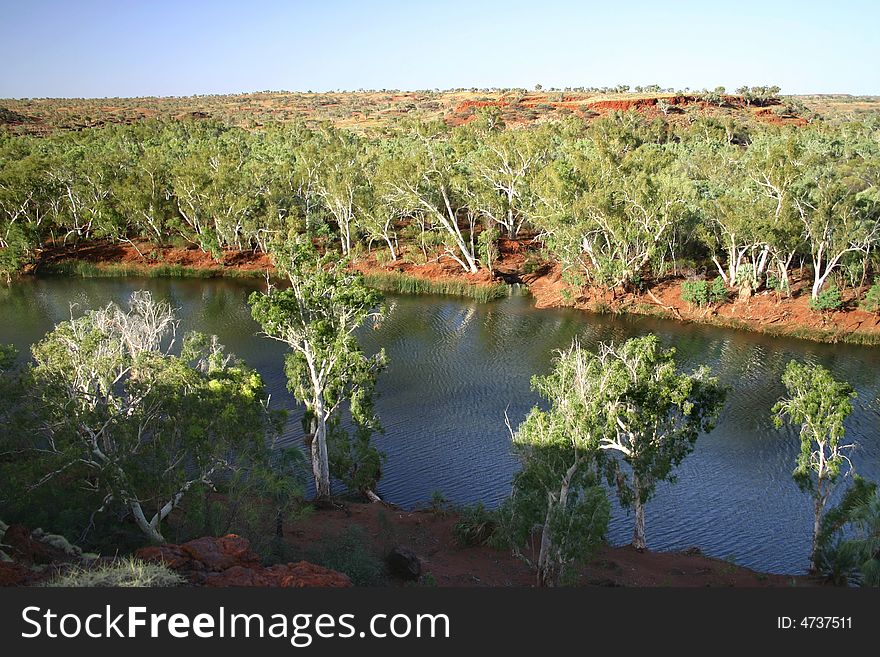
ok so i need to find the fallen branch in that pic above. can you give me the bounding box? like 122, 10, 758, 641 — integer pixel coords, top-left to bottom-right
646, 289, 683, 320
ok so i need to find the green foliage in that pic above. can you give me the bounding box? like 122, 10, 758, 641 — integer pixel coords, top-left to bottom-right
1, 109, 879, 308
773, 361, 856, 493
328, 420, 385, 499
451, 502, 499, 547
44, 558, 185, 588
249, 237, 386, 498
0, 291, 278, 545
362, 271, 507, 302
681, 277, 728, 306
860, 280, 880, 313
815, 476, 880, 586
772, 360, 857, 570
307, 525, 387, 586
809, 285, 843, 312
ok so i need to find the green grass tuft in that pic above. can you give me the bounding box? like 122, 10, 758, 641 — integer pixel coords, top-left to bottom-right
363, 271, 508, 303
39, 259, 264, 280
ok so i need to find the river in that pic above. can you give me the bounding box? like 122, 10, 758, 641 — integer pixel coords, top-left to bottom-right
1, 276, 878, 575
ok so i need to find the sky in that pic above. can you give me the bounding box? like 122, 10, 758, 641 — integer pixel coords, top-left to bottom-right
1, 0, 878, 98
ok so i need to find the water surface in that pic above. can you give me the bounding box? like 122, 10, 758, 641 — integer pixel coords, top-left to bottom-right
1, 277, 878, 574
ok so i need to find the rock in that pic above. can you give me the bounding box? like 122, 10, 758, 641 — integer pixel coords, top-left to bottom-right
135, 544, 191, 571
3, 524, 61, 564
136, 535, 351, 588
30, 528, 84, 560
387, 546, 421, 580
181, 535, 260, 571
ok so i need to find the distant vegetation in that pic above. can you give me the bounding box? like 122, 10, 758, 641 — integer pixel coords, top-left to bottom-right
1, 93, 879, 307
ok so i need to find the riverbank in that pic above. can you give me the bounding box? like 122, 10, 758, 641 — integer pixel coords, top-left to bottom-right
25, 238, 880, 345
0, 503, 816, 587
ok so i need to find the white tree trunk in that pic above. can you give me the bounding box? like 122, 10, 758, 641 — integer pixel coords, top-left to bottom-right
631, 473, 647, 551
311, 399, 332, 499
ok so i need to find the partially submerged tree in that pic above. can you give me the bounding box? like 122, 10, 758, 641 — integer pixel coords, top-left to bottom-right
592, 335, 725, 550
772, 360, 857, 572
249, 237, 386, 500
5, 292, 276, 543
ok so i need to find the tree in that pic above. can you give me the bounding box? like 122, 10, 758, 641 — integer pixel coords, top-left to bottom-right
379, 121, 480, 272
467, 125, 549, 238
814, 475, 880, 586
537, 123, 692, 289
249, 237, 386, 499
772, 360, 857, 572
310, 127, 371, 256
4, 292, 276, 544
792, 137, 880, 299
591, 335, 725, 549
501, 339, 611, 586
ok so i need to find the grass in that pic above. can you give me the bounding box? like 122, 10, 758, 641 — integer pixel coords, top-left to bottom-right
363, 271, 508, 303
44, 557, 185, 588
39, 259, 264, 279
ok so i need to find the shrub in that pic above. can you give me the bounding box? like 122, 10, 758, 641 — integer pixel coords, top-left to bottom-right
452, 503, 499, 547
708, 276, 729, 303
45, 558, 185, 588
681, 277, 727, 306
307, 525, 387, 586
815, 476, 880, 587
860, 281, 880, 314
809, 286, 843, 312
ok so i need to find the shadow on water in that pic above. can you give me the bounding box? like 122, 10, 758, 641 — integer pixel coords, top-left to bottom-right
1, 277, 878, 575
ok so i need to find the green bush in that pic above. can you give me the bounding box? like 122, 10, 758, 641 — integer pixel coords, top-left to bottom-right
307, 525, 387, 586
681, 277, 728, 306
815, 476, 880, 587
452, 503, 499, 547
45, 558, 185, 588
809, 286, 843, 312
861, 281, 880, 314
708, 276, 729, 303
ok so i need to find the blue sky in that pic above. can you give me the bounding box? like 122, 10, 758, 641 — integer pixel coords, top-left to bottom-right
1, 0, 878, 98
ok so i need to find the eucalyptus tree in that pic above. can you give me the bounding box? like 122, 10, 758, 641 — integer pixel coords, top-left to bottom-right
537, 135, 693, 289
466, 124, 551, 238
502, 339, 611, 586
792, 133, 880, 299
106, 123, 177, 248
309, 127, 372, 256
591, 335, 725, 550
11, 291, 276, 543
773, 361, 858, 572
249, 238, 386, 499
169, 123, 263, 255
743, 130, 807, 292
685, 138, 774, 295
380, 120, 480, 272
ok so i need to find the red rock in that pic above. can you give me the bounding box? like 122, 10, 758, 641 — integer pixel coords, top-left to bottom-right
134, 544, 191, 571
3, 524, 56, 565
181, 535, 259, 571
136, 535, 351, 588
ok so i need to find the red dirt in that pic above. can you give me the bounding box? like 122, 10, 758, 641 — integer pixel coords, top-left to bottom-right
523, 263, 880, 343
283, 502, 814, 587
35, 239, 272, 273
32, 239, 880, 343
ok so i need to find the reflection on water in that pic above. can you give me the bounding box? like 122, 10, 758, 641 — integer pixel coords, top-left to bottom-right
1, 277, 878, 575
